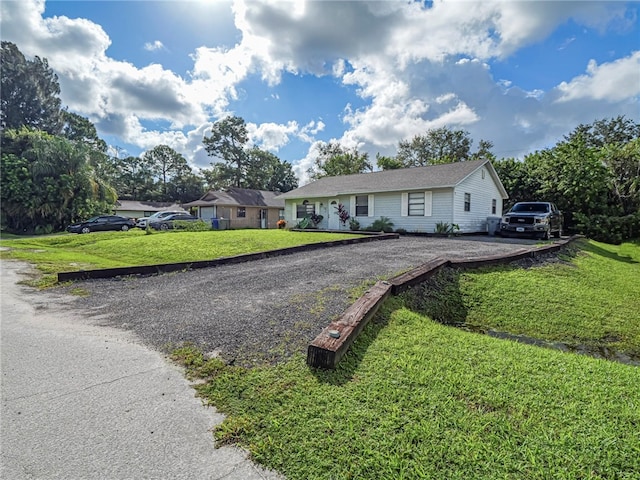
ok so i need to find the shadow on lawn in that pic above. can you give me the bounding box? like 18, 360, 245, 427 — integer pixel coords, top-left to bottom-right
581, 240, 639, 264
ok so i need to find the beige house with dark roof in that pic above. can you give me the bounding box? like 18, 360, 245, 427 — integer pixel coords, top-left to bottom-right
183, 187, 285, 229
278, 160, 508, 233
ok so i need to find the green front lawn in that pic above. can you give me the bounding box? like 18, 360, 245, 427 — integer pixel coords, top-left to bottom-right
173, 239, 640, 480
0, 229, 360, 287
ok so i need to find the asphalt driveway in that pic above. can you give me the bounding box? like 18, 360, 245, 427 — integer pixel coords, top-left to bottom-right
60, 235, 541, 366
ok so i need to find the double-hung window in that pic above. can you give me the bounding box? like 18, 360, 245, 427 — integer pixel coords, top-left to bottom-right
355, 195, 369, 217
464, 193, 471, 212
237, 207, 246, 218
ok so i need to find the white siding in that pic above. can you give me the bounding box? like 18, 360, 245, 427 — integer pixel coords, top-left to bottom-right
452, 166, 504, 233
351, 189, 453, 232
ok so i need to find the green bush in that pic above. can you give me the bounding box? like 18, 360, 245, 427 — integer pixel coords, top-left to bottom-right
34, 224, 54, 235
348, 218, 360, 231
574, 212, 640, 244
434, 222, 460, 236
172, 220, 211, 232
366, 216, 394, 232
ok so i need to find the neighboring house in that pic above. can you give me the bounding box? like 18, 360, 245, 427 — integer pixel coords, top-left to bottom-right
114, 200, 187, 219
183, 187, 285, 229
277, 159, 508, 234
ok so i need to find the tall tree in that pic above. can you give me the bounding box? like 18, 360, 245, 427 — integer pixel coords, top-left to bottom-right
599, 138, 640, 216
143, 145, 191, 200
565, 115, 640, 148
376, 153, 404, 170
308, 142, 372, 179
564, 116, 640, 216
60, 111, 107, 152
166, 171, 205, 203
394, 127, 494, 167
245, 148, 298, 192
202, 116, 248, 187
1, 41, 62, 134
1, 128, 116, 232
201, 163, 236, 190
109, 155, 157, 200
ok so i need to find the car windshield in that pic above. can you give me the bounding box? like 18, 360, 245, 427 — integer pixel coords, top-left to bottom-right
150, 211, 179, 219
511, 203, 549, 213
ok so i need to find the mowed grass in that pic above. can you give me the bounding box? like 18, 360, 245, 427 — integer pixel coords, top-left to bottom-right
0, 229, 360, 287
456, 239, 640, 356
172, 239, 640, 479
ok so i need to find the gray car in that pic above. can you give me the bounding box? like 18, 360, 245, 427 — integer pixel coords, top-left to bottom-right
136, 211, 186, 228
148, 213, 202, 231
499, 202, 563, 239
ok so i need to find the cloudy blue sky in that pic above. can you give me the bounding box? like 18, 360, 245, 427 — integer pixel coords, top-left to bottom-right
2, 0, 639, 183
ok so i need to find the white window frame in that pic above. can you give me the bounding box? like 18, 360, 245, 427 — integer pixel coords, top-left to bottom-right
350, 194, 374, 217
402, 191, 432, 216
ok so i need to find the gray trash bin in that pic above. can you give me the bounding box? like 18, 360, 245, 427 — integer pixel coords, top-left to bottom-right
487, 216, 501, 236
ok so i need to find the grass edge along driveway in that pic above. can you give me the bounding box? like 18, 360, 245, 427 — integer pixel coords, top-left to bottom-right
0, 229, 360, 288
174, 239, 640, 480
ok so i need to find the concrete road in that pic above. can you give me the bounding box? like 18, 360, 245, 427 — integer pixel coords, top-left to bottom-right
0, 261, 280, 480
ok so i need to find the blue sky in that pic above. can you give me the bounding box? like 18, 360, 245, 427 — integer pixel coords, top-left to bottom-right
2, 0, 639, 183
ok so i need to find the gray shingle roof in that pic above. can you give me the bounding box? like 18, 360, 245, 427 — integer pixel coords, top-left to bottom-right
183, 187, 284, 208
115, 200, 186, 212
279, 159, 506, 199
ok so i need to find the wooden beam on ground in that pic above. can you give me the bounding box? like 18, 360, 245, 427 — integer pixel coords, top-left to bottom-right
388, 258, 450, 294
307, 281, 393, 369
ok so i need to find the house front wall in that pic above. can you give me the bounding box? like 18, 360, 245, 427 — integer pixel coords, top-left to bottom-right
196, 205, 282, 229
285, 188, 457, 233
452, 165, 504, 233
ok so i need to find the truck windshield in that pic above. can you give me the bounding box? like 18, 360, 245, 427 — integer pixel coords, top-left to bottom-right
511, 203, 549, 213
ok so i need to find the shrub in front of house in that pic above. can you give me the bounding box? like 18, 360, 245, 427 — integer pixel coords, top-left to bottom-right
365, 216, 394, 233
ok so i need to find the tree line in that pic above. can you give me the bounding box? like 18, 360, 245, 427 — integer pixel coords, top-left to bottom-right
0, 42, 297, 233
1, 41, 638, 242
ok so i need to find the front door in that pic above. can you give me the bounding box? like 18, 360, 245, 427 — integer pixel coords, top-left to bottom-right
327, 199, 340, 230
260, 209, 267, 229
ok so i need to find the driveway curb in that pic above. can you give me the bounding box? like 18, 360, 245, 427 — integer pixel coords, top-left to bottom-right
57, 232, 398, 282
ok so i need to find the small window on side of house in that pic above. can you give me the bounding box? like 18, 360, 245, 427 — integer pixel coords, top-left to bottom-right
237, 207, 246, 218
408, 192, 425, 216
464, 193, 471, 212
492, 199, 497, 215
355, 195, 368, 216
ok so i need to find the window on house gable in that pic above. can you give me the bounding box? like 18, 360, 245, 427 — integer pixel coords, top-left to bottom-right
492, 199, 497, 215
408, 192, 425, 216
237, 207, 246, 218
355, 195, 368, 216
464, 193, 471, 212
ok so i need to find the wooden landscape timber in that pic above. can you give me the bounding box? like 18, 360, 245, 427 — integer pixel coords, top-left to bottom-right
307, 281, 393, 370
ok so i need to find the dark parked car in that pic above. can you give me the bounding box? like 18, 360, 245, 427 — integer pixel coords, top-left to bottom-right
499, 202, 563, 239
149, 213, 201, 231
67, 215, 135, 234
